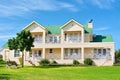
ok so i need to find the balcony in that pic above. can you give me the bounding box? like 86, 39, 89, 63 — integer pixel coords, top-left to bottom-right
46, 36, 61, 44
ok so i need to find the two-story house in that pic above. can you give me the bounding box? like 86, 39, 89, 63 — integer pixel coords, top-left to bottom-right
1, 19, 114, 66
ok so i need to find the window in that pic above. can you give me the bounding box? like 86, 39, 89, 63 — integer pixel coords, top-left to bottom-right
54, 36, 57, 43
94, 49, 97, 54
103, 49, 106, 55
34, 35, 38, 42
65, 33, 67, 41
65, 49, 68, 54
49, 49, 53, 53
107, 48, 110, 53
34, 50, 41, 57
39, 36, 42, 43
73, 33, 78, 42
34, 50, 38, 57
69, 34, 72, 42
14, 50, 20, 57
34, 35, 42, 43
65, 49, 68, 56
38, 50, 41, 56
70, 49, 73, 55
71, 24, 74, 26
75, 49, 78, 54
50, 36, 53, 43
29, 52, 32, 57
98, 49, 101, 54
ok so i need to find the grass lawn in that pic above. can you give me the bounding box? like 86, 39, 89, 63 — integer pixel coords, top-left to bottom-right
0, 65, 120, 80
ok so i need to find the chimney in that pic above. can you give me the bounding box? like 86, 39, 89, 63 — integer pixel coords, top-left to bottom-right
88, 19, 93, 28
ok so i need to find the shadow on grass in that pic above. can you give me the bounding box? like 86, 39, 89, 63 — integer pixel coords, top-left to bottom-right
33, 64, 88, 68
0, 74, 10, 80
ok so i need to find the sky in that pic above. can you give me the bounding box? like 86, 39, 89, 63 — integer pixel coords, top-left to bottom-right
0, 0, 120, 50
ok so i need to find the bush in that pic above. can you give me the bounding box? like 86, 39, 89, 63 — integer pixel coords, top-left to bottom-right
0, 55, 3, 61
39, 59, 50, 66
116, 57, 120, 63
73, 60, 80, 65
84, 58, 93, 65
0, 55, 6, 64
51, 60, 58, 64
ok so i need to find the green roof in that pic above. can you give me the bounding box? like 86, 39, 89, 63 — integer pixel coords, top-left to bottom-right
92, 35, 113, 42
44, 25, 92, 34
45, 25, 61, 34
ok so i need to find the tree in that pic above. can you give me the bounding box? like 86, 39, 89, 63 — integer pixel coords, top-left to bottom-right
115, 49, 120, 63
8, 30, 34, 67
8, 38, 18, 50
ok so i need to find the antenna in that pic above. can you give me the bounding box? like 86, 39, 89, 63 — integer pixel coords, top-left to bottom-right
89, 19, 93, 23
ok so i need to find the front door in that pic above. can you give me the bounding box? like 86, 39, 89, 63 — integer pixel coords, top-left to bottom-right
33, 50, 42, 62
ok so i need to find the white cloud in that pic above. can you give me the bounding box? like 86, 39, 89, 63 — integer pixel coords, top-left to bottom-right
0, 35, 16, 39
94, 27, 109, 31
76, 0, 116, 9
0, 0, 77, 16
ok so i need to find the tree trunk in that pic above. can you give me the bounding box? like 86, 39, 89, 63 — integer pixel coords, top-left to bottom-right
22, 51, 24, 68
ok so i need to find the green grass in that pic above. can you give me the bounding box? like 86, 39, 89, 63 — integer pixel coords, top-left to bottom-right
0, 65, 120, 80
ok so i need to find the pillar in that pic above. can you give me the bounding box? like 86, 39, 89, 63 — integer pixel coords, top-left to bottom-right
81, 47, 84, 62
61, 48, 64, 60
42, 48, 45, 59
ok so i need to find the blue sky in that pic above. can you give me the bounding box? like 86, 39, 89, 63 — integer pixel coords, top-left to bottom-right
0, 0, 120, 50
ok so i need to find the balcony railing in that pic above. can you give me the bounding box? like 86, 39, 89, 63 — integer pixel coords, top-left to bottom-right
64, 53, 81, 60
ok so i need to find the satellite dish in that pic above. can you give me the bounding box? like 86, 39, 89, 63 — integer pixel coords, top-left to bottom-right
89, 19, 93, 23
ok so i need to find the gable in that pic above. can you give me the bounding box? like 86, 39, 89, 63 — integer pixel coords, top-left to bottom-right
62, 20, 84, 31
24, 21, 46, 33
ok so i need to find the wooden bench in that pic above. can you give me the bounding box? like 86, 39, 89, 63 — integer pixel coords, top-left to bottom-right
6, 61, 18, 68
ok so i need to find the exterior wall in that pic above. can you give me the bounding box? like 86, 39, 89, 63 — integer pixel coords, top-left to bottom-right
62, 21, 83, 31
45, 48, 61, 60
84, 34, 92, 42
2, 48, 21, 64
84, 48, 94, 59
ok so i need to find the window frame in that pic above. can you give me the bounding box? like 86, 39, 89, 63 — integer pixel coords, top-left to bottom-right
14, 50, 20, 57
49, 49, 53, 54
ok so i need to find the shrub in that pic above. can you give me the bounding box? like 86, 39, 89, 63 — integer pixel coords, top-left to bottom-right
115, 49, 120, 63
19, 57, 22, 65
39, 59, 50, 66
73, 60, 80, 65
84, 58, 93, 65
51, 60, 58, 64
0, 55, 3, 61
116, 57, 120, 63
0, 55, 6, 64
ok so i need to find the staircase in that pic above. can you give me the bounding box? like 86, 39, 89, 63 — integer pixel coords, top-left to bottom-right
28, 60, 36, 66
24, 60, 36, 66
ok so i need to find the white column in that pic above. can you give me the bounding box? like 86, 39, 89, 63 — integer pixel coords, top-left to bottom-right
81, 30, 84, 43
42, 48, 45, 59
61, 29, 64, 44
43, 32, 46, 44
81, 47, 84, 62
61, 48, 64, 60
111, 46, 115, 64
